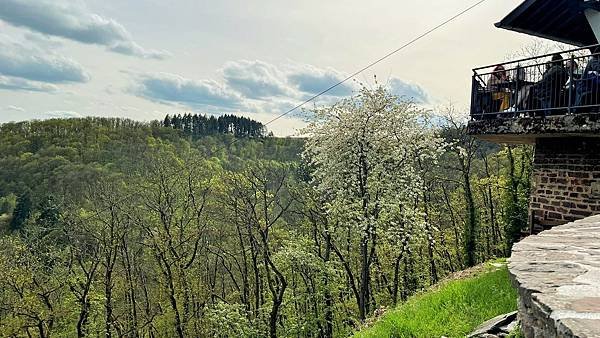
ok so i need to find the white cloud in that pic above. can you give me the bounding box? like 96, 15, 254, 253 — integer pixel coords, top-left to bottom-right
222, 60, 293, 99
135, 72, 243, 110
5, 105, 25, 112
119, 106, 140, 112
221, 61, 358, 100
0, 0, 168, 59
0, 35, 89, 84
43, 111, 82, 119
388, 78, 430, 104
243, 97, 299, 118
132, 60, 433, 119
109, 41, 171, 60
287, 64, 354, 97
0, 75, 58, 92
23, 32, 63, 49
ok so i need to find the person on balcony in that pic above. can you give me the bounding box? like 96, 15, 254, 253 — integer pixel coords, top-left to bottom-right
574, 46, 600, 109
566, 59, 580, 76
563, 59, 580, 106
565, 59, 581, 85
487, 65, 511, 111
533, 54, 568, 116
583, 46, 600, 75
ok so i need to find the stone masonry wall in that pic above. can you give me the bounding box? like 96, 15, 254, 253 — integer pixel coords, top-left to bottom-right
467, 112, 600, 144
530, 137, 600, 231
509, 215, 600, 338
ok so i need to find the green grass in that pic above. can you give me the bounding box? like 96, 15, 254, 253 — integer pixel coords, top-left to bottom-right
507, 326, 525, 338
355, 263, 518, 338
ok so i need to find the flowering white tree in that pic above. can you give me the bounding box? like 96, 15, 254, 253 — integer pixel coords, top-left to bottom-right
303, 85, 442, 320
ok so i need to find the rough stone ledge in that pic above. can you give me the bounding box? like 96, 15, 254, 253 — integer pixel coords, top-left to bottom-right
467, 113, 600, 144
509, 215, 600, 337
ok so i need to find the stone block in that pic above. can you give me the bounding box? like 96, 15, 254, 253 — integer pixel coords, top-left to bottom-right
592, 182, 600, 198
509, 215, 600, 338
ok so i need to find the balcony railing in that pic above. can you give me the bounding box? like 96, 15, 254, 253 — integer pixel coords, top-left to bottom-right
470, 44, 600, 121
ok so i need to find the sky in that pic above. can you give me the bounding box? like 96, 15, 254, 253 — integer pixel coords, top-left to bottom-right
0, 0, 534, 135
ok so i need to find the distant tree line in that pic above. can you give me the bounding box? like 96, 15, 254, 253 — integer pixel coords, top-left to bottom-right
163, 113, 269, 138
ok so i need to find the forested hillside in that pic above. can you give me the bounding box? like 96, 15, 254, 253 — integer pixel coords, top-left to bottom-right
0, 87, 531, 337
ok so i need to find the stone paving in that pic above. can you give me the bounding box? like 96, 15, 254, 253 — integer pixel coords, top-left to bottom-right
509, 215, 600, 338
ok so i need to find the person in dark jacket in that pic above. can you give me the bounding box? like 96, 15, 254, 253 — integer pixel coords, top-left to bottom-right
584, 46, 600, 75
534, 54, 568, 115
575, 46, 600, 108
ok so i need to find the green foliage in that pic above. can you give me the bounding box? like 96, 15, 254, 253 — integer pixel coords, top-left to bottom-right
204, 302, 258, 337
304, 85, 442, 319
9, 192, 32, 231
355, 263, 517, 338
501, 146, 533, 250
164, 113, 267, 138
36, 195, 60, 230
0, 194, 16, 215
507, 324, 525, 338
0, 105, 530, 337
0, 233, 71, 337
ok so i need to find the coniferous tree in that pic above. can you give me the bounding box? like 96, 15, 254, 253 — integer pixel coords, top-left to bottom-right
183, 113, 192, 134
192, 114, 200, 136
208, 116, 217, 134
173, 114, 183, 130
10, 192, 32, 231
162, 113, 267, 138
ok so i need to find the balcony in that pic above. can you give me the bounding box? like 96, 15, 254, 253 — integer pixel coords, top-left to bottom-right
468, 44, 600, 143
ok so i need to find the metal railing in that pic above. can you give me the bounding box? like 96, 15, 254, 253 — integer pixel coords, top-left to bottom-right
470, 44, 600, 120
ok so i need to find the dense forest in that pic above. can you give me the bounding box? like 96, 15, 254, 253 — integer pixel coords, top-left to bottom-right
0, 87, 532, 337
162, 114, 269, 138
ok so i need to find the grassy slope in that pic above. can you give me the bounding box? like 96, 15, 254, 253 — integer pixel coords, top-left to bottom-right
355, 262, 517, 338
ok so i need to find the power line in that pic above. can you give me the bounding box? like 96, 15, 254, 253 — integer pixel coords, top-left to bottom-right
73, 0, 488, 222
263, 0, 488, 127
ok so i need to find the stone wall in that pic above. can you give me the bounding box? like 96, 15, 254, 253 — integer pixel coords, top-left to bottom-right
509, 215, 600, 338
467, 113, 600, 144
530, 137, 600, 232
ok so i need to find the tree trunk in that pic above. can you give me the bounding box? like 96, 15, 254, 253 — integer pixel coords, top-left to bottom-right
462, 161, 477, 267
322, 231, 334, 338
358, 235, 370, 320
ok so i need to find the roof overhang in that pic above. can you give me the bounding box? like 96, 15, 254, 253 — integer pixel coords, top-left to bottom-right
496, 0, 600, 47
